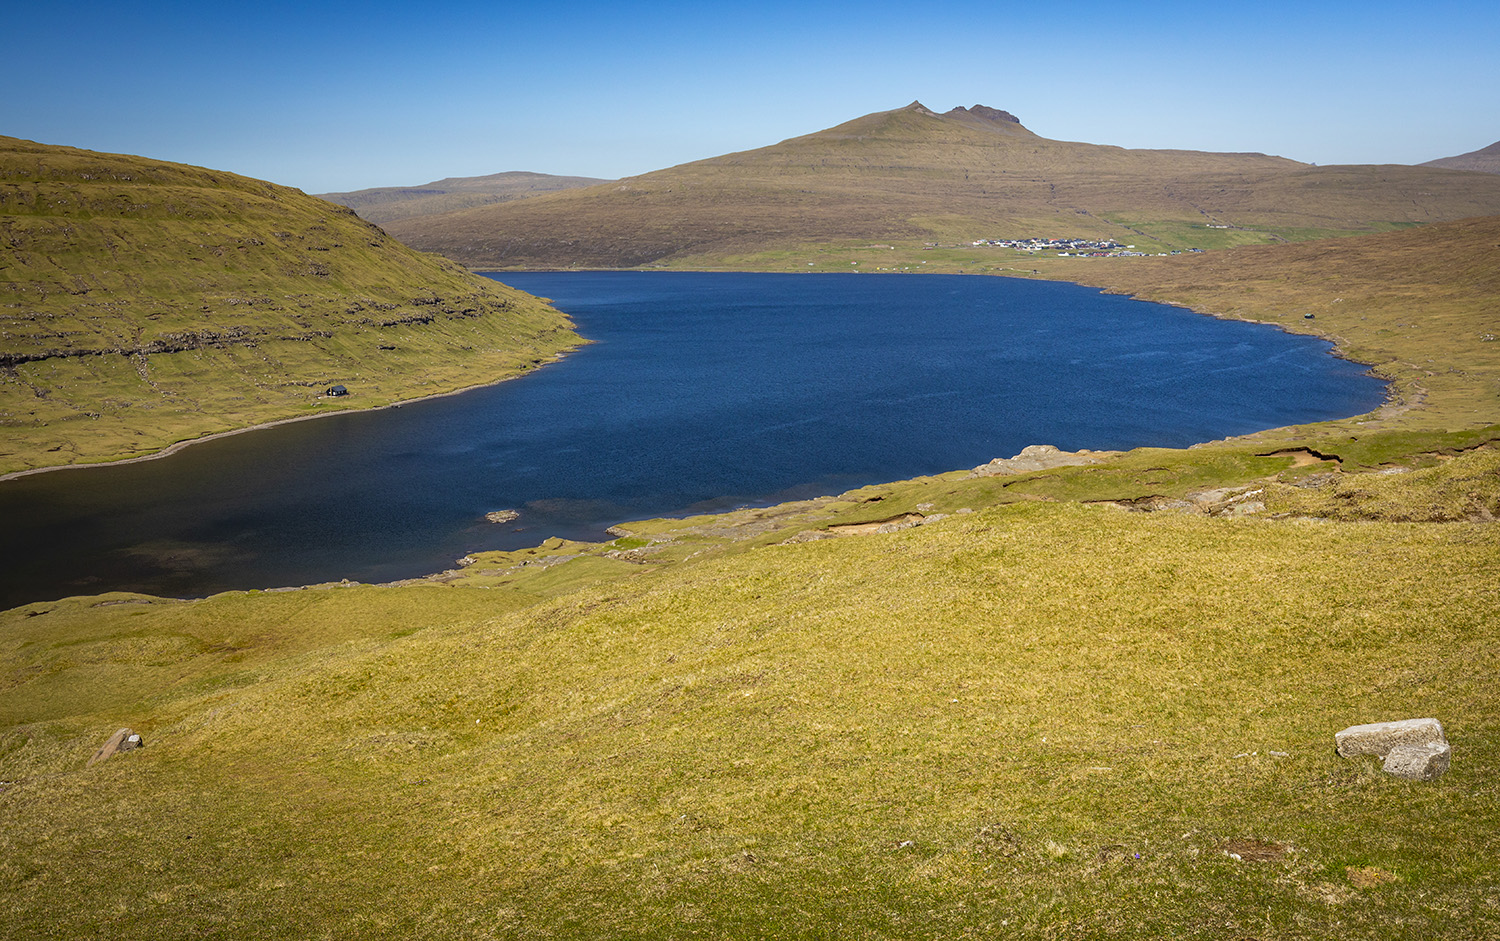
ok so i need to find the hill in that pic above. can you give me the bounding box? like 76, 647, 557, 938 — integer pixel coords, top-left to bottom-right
0, 137, 581, 475
1421, 140, 1500, 174
4, 210, 1500, 937
383, 102, 1500, 268
318, 170, 609, 225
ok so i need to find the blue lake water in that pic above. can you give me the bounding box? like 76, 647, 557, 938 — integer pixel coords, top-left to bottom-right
0, 271, 1385, 608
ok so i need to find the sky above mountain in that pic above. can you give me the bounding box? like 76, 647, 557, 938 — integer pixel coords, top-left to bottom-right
5, 0, 1497, 194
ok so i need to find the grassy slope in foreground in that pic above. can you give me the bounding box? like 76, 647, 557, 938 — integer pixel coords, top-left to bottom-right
4, 214, 1500, 937
0, 136, 580, 476
3, 444, 1499, 939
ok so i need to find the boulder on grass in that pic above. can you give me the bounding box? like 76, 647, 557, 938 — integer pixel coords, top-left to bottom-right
88, 728, 144, 766
1383, 741, 1452, 781
1334, 718, 1446, 758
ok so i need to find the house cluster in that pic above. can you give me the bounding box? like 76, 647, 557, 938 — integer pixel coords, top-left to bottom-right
971, 237, 1130, 255
970, 237, 1204, 258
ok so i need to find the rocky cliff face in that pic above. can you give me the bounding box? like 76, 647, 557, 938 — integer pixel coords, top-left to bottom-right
947, 104, 1022, 125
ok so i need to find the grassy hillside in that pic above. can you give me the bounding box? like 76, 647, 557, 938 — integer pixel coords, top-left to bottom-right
4, 434, 1499, 939
0, 136, 581, 476
384, 102, 1500, 268
319, 170, 609, 226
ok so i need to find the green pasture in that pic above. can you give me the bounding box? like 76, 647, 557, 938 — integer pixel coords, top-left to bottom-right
4, 440, 1499, 938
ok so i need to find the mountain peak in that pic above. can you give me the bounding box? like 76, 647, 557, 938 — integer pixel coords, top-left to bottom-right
947, 104, 1021, 126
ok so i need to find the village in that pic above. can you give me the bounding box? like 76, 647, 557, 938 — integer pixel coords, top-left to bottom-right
970, 236, 1203, 257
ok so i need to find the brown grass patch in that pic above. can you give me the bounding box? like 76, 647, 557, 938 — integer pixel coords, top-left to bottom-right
1220, 839, 1290, 862
1347, 865, 1399, 888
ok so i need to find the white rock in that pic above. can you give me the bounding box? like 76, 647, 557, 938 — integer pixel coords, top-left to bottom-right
1382, 741, 1452, 781
1334, 718, 1446, 758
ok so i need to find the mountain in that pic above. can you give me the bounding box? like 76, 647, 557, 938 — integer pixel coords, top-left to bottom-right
1421, 140, 1500, 174
319, 170, 609, 225
382, 101, 1500, 269
0, 136, 579, 475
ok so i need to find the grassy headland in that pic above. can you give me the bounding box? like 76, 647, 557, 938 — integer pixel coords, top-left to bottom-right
0, 137, 580, 476
4, 134, 1500, 936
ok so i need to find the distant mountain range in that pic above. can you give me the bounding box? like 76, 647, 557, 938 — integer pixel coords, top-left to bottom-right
1422, 140, 1500, 175
372, 101, 1500, 269
319, 171, 608, 225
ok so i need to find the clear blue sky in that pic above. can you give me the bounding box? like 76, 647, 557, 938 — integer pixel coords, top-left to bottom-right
5, 0, 1496, 194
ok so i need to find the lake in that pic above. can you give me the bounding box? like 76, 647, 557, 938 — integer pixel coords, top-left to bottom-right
0, 272, 1385, 608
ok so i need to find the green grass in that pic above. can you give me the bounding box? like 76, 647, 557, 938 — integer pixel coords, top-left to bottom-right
1263, 446, 1500, 521
1096, 217, 1427, 252
3, 426, 1498, 937
5, 469, 1499, 938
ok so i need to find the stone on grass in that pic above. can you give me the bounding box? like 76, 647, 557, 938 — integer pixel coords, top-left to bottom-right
968, 445, 1108, 478
1382, 741, 1452, 781
1334, 718, 1446, 758
89, 728, 144, 767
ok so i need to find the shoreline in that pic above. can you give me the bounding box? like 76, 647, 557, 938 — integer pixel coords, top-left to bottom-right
0, 268, 1424, 611
1, 262, 1405, 484
492, 264, 1402, 424
0, 349, 578, 484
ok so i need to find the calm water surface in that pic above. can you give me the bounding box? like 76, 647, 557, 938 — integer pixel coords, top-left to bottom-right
0, 272, 1384, 608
